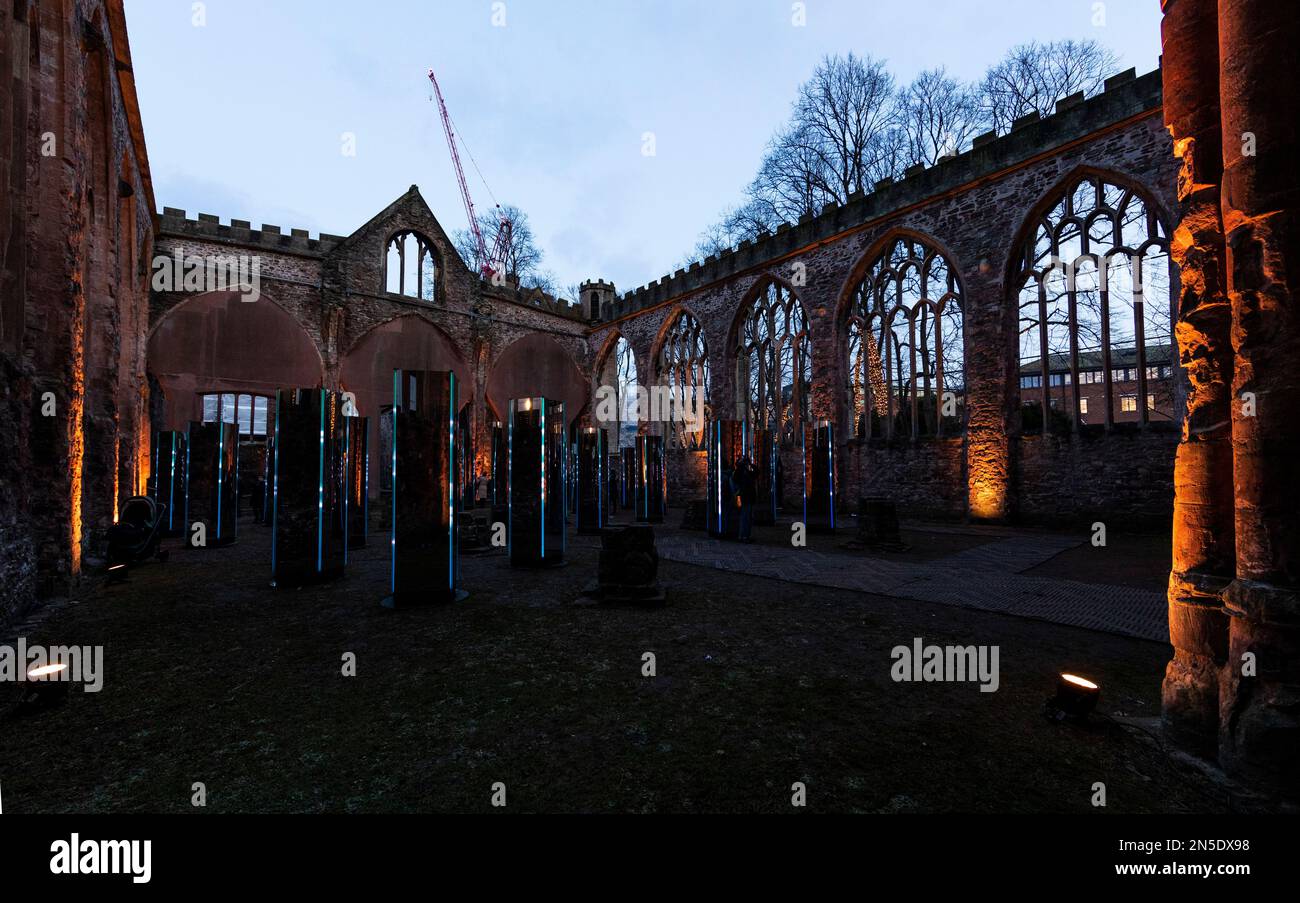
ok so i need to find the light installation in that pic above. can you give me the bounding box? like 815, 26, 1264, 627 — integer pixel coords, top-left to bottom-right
620, 447, 636, 510
385, 370, 462, 606
707, 420, 747, 539
508, 397, 567, 567
576, 427, 606, 535
635, 435, 665, 524
489, 421, 507, 512
184, 420, 238, 546
151, 430, 187, 537
801, 420, 836, 531
751, 427, 779, 525
271, 388, 346, 587
344, 415, 369, 552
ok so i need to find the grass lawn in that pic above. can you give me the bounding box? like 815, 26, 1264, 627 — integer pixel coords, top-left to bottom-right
0, 513, 1221, 813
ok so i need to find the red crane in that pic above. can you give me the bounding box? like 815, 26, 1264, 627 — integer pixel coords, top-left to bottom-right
427, 68, 512, 279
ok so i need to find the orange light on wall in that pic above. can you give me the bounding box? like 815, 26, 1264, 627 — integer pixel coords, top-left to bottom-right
967, 436, 1008, 521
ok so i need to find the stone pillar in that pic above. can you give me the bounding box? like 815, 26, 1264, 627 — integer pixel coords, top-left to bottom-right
1159, 0, 1235, 756
963, 262, 1011, 521
1216, 0, 1300, 797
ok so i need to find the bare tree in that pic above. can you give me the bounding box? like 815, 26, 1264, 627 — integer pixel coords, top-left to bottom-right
899, 68, 983, 167
682, 53, 901, 264
979, 40, 1120, 133
454, 203, 546, 286
790, 53, 899, 202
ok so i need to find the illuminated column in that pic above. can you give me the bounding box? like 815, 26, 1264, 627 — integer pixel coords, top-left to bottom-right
151, 430, 187, 538
508, 397, 567, 567
963, 266, 1012, 521
1159, 0, 1236, 757
271, 389, 346, 587
751, 428, 777, 525
802, 421, 836, 531
385, 371, 463, 605
184, 421, 238, 547
1216, 0, 1300, 794
576, 427, 607, 535
489, 421, 508, 514
345, 415, 369, 551
635, 435, 665, 524
620, 447, 636, 511
706, 420, 746, 539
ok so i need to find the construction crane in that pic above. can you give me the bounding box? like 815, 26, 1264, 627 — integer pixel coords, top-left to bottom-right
427, 68, 513, 280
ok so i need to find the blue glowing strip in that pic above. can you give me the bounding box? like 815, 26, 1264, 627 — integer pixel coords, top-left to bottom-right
342, 415, 349, 567
272, 394, 281, 573
540, 399, 546, 560
507, 407, 514, 555
184, 425, 192, 540
802, 426, 808, 528
827, 424, 835, 529
317, 392, 325, 572
233, 428, 239, 540
713, 424, 721, 533
390, 372, 398, 594
561, 414, 566, 555
168, 435, 177, 531
449, 374, 455, 592
216, 423, 224, 540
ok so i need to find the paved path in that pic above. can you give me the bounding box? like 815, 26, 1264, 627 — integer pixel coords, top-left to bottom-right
654, 531, 1168, 643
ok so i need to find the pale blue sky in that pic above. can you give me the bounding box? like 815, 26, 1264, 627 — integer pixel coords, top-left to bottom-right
124, 0, 1163, 294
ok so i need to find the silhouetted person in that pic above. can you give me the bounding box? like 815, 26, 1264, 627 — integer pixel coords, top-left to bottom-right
731, 455, 756, 542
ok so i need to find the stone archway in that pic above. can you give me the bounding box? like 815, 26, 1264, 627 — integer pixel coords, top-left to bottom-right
486, 333, 588, 428
146, 290, 325, 431
340, 314, 471, 498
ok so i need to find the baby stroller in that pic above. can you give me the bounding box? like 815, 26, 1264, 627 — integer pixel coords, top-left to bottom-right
106, 496, 168, 567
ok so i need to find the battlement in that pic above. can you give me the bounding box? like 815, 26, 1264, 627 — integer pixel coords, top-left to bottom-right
479, 276, 587, 322
606, 66, 1163, 321
155, 208, 346, 256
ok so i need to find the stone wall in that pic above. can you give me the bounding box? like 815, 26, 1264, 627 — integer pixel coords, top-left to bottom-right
0, 0, 154, 622
590, 67, 1179, 527
148, 187, 592, 499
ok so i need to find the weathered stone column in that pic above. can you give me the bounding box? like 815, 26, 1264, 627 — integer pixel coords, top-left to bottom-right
1159, 0, 1235, 756
1216, 0, 1300, 797
963, 261, 1011, 521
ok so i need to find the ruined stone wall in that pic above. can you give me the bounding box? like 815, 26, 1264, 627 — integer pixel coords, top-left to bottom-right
149, 188, 590, 500
1160, 0, 1300, 805
591, 68, 1179, 525
0, 0, 154, 623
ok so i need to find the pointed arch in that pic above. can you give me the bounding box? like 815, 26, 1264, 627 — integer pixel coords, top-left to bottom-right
593, 330, 641, 449
146, 289, 325, 432
731, 275, 812, 445
383, 229, 441, 302
1008, 167, 1175, 435
653, 306, 710, 450
840, 230, 966, 440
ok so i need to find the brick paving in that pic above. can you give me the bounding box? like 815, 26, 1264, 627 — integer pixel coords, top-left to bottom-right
653, 527, 1168, 643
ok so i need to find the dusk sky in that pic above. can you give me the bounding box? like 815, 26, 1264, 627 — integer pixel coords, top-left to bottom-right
124, 0, 1164, 295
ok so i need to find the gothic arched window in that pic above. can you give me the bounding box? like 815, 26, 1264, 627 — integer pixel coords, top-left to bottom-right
384, 231, 439, 302
597, 335, 640, 449
658, 310, 710, 450
846, 235, 964, 439
1014, 175, 1172, 433
736, 281, 811, 446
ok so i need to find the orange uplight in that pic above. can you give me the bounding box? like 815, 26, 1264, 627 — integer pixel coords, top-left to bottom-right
27, 663, 69, 680
1061, 673, 1098, 690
